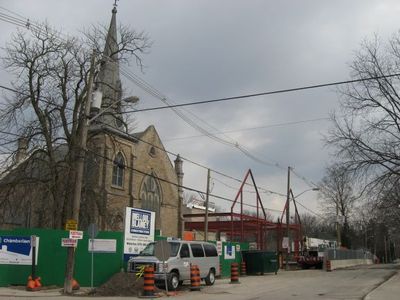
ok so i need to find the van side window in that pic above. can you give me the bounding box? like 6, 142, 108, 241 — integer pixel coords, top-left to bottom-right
203, 244, 218, 257
190, 244, 205, 257
180, 244, 190, 258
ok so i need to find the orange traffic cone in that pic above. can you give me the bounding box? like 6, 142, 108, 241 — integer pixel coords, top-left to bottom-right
34, 276, 42, 289
26, 276, 36, 291
71, 278, 80, 290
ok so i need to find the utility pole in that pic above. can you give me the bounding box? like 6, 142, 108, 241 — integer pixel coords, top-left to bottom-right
336, 202, 341, 247
285, 166, 291, 270
384, 235, 388, 263
174, 155, 184, 239
204, 168, 211, 241
63, 50, 96, 294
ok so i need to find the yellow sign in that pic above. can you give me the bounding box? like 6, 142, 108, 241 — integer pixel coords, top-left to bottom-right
65, 219, 78, 231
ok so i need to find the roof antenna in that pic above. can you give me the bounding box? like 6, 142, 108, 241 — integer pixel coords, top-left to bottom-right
113, 0, 119, 8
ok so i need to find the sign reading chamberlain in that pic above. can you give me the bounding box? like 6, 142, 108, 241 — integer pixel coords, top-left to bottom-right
123, 207, 155, 261
0, 236, 39, 265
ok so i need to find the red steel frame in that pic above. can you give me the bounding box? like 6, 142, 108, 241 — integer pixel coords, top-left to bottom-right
183, 169, 302, 251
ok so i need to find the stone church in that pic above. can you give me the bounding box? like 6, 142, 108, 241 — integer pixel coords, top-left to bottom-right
0, 7, 183, 238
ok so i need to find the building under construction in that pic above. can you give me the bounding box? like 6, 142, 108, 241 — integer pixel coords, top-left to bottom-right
183, 169, 303, 256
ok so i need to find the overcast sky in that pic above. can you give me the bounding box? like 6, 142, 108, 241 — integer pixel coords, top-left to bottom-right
1, 0, 400, 220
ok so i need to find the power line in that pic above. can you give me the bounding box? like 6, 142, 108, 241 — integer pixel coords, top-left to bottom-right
0, 6, 328, 220
124, 73, 400, 113
164, 117, 330, 141
291, 168, 319, 188
0, 114, 288, 201
86, 147, 283, 213
0, 8, 312, 178
94, 119, 287, 197
295, 198, 327, 220
0, 129, 321, 219
0, 6, 331, 198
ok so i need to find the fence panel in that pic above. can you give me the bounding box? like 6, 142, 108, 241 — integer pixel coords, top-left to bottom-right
0, 228, 124, 287
325, 249, 373, 261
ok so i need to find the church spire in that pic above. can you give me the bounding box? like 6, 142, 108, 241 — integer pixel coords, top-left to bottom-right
104, 6, 118, 60
94, 5, 124, 130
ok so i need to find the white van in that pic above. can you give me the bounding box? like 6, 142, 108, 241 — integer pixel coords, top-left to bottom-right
128, 241, 219, 290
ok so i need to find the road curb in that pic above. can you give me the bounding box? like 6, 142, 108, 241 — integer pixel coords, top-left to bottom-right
363, 270, 398, 300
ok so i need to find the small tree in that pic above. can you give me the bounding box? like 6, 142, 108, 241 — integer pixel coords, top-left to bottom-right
319, 164, 357, 247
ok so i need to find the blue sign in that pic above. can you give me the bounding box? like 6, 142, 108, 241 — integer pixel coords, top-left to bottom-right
0, 235, 38, 265
130, 209, 151, 235
124, 207, 155, 258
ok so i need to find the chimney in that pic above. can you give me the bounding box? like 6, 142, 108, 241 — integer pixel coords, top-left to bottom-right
15, 137, 28, 163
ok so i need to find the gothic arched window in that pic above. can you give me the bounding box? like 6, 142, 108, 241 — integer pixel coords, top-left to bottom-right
112, 152, 125, 187
140, 173, 162, 217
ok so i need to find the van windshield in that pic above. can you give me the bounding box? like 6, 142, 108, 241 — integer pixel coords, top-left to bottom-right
140, 242, 180, 257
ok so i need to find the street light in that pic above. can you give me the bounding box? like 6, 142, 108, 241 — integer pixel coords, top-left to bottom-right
294, 188, 320, 199
285, 186, 319, 270
90, 93, 139, 123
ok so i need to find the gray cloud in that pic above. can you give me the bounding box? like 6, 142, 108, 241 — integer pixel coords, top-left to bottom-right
1, 0, 400, 215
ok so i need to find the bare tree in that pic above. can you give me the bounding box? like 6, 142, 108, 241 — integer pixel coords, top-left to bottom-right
300, 213, 335, 240
327, 33, 400, 191
319, 164, 357, 247
0, 21, 150, 229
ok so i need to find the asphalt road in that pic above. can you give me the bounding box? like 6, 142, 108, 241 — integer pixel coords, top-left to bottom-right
0, 264, 398, 300
191, 264, 399, 300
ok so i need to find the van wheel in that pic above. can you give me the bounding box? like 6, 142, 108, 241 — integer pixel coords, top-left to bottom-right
205, 269, 215, 285
168, 272, 180, 290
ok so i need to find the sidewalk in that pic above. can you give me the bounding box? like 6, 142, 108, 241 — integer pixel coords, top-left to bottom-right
365, 270, 400, 300
0, 286, 91, 299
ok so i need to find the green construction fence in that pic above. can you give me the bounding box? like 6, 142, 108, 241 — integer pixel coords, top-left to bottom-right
0, 228, 125, 287
217, 241, 249, 278
0, 228, 250, 286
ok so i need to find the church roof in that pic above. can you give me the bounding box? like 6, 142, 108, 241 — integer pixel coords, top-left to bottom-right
104, 7, 119, 59
93, 6, 124, 131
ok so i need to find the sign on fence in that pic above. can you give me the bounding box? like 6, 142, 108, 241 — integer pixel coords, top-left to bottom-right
65, 219, 78, 231
69, 230, 83, 240
61, 238, 78, 248
216, 241, 223, 256
88, 239, 117, 253
224, 244, 235, 259
123, 207, 155, 261
0, 236, 39, 265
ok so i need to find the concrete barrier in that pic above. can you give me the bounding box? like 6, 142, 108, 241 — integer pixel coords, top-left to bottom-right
324, 259, 373, 270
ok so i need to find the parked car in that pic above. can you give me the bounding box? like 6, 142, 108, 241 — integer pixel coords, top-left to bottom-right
128, 240, 219, 290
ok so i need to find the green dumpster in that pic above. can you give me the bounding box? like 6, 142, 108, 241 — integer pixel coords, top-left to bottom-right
241, 250, 278, 275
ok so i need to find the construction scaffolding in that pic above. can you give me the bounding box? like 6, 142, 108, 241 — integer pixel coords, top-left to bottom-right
183, 169, 302, 254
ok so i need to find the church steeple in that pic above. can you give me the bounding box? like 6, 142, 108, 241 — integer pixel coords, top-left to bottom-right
95, 5, 124, 130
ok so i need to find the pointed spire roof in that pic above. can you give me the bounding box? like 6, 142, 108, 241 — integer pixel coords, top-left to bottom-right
104, 7, 118, 59
93, 6, 124, 131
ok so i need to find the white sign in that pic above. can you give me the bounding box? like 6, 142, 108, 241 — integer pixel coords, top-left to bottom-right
224, 244, 235, 260
69, 230, 83, 240
88, 239, 117, 253
123, 207, 155, 260
336, 215, 345, 225
216, 241, 223, 256
61, 238, 78, 247
0, 236, 39, 265
236, 244, 241, 252
282, 237, 289, 249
